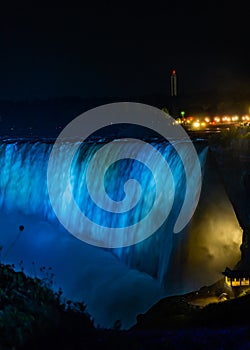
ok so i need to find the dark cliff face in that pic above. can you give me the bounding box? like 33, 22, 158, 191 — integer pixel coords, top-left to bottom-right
211, 139, 250, 268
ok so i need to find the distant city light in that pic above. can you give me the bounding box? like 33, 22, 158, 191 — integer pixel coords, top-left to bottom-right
192, 121, 200, 128
176, 112, 250, 130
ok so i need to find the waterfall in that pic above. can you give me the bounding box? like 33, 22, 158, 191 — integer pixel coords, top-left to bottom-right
0, 139, 207, 283
2, 137, 241, 329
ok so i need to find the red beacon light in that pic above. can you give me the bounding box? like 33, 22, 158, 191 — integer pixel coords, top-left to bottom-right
172, 70, 176, 75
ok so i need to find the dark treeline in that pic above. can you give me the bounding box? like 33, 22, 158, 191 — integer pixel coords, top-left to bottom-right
0, 92, 249, 137
0, 94, 172, 138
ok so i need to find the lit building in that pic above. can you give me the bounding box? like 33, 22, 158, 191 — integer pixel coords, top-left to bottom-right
223, 267, 250, 288
170, 69, 177, 97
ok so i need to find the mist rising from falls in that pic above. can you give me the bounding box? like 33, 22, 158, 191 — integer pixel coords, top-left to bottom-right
0, 139, 243, 328
167, 150, 242, 294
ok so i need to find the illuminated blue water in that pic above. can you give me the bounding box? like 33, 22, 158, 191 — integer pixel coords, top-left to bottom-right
0, 138, 208, 328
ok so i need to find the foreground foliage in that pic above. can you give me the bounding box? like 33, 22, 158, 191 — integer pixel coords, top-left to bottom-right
0, 262, 96, 349
2, 262, 250, 349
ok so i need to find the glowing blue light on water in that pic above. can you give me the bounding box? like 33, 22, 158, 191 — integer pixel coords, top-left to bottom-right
0, 138, 210, 328
0, 139, 207, 280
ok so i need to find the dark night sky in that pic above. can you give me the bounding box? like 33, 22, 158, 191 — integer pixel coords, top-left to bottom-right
0, 2, 250, 100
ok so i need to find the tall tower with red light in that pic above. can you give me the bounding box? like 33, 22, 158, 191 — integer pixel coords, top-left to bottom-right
170, 69, 177, 96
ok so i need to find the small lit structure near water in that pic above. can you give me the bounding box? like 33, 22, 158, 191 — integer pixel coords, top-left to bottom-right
222, 267, 250, 288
